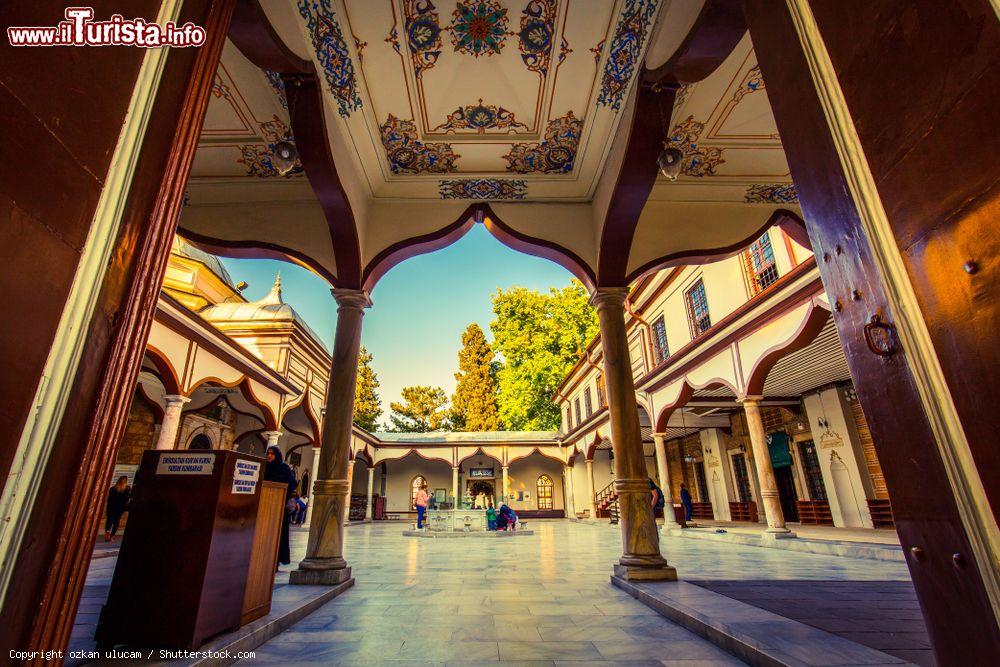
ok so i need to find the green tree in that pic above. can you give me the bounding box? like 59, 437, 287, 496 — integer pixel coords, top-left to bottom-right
388, 385, 450, 432
451, 323, 501, 431
353, 346, 381, 432
490, 280, 599, 430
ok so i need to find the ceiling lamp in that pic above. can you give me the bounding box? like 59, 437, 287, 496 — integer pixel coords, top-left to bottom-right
657, 146, 684, 181
272, 140, 299, 176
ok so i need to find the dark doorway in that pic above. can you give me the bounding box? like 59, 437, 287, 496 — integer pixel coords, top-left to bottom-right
188, 433, 212, 450
774, 465, 799, 522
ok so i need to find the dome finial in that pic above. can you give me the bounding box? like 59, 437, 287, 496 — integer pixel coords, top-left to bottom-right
260, 272, 284, 305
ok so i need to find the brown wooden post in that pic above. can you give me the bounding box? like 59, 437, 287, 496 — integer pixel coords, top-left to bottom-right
592, 288, 677, 581
744, 0, 1000, 660
0, 0, 237, 655
291, 289, 370, 585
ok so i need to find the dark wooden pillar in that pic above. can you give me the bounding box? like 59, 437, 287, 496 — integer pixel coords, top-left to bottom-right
744, 0, 1000, 661
0, 0, 236, 655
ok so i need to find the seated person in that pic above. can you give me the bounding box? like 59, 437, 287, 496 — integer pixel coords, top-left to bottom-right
486, 504, 497, 531
495, 506, 508, 531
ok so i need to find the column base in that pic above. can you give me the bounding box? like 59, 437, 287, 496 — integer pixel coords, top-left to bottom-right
761, 528, 797, 540
289, 556, 352, 585
614, 562, 678, 582
660, 522, 683, 536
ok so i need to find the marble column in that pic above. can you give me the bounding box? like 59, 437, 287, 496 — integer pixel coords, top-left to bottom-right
740, 397, 795, 538
304, 445, 321, 525
592, 287, 676, 581
262, 430, 282, 448
563, 465, 576, 517
154, 395, 190, 450
452, 466, 459, 508
585, 459, 598, 519
291, 289, 371, 585
653, 434, 680, 530
501, 466, 510, 503
343, 459, 355, 524
365, 466, 375, 520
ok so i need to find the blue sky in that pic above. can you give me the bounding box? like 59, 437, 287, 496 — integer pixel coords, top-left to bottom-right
219, 224, 574, 425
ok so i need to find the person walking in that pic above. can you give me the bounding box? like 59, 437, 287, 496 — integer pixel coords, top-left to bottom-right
104, 476, 131, 542
264, 446, 298, 566
680, 482, 693, 522
415, 482, 430, 529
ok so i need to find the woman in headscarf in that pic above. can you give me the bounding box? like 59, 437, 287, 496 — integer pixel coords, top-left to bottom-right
264, 446, 297, 566
104, 476, 131, 542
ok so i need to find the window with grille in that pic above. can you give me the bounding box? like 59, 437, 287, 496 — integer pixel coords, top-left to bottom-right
536, 475, 554, 509
584, 387, 593, 416
732, 454, 753, 503
574, 397, 582, 425
596, 373, 606, 407
651, 315, 669, 364
743, 232, 779, 296
798, 440, 827, 501
565, 407, 572, 430
684, 279, 712, 338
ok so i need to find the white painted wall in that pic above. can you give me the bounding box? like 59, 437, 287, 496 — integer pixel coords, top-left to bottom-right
700, 428, 734, 520
803, 388, 873, 528
507, 455, 564, 513
382, 455, 453, 512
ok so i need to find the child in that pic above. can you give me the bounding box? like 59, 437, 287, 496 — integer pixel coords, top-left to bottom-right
486, 504, 497, 531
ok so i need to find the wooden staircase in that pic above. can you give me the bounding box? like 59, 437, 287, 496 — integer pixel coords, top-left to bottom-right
595, 481, 619, 524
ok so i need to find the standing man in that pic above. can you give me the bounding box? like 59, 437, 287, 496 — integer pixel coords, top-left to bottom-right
680, 483, 693, 522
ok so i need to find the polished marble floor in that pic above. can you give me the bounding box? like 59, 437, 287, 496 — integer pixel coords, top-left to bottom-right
240, 520, 913, 665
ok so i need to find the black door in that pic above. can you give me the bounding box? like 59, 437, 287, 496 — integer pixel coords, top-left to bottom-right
773, 465, 799, 522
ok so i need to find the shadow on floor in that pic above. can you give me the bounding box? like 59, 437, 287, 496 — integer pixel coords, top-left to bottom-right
691, 579, 935, 666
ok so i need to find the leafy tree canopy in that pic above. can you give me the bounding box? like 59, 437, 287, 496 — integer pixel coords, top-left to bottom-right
388, 385, 450, 432
353, 345, 381, 432
490, 280, 598, 430
451, 323, 501, 431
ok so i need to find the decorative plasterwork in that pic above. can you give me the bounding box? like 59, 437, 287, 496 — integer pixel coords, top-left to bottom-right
518, 0, 558, 76
745, 183, 798, 204
432, 99, 528, 134
668, 115, 726, 177
597, 0, 659, 110
503, 111, 582, 173
380, 114, 460, 173
237, 116, 304, 178
399, 0, 442, 78
439, 178, 527, 199
298, 0, 363, 118
263, 70, 288, 109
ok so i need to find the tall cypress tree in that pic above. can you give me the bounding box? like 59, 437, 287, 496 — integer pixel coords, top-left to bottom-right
451, 323, 501, 431
353, 345, 382, 431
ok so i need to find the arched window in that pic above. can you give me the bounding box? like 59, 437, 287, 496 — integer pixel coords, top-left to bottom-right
410, 475, 426, 508
536, 475, 553, 510
188, 433, 212, 450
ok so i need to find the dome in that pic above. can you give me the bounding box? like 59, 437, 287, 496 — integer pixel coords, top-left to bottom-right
172, 237, 237, 290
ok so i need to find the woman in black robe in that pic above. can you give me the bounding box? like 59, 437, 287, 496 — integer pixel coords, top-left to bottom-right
104, 476, 131, 541
264, 446, 297, 566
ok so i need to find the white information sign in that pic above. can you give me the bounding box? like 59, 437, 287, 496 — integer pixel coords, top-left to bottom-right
232, 459, 261, 495
155, 453, 215, 475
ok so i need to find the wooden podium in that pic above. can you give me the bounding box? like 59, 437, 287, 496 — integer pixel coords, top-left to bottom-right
96, 449, 281, 649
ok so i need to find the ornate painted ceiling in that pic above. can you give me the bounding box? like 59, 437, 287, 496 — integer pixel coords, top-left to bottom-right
181, 1, 804, 292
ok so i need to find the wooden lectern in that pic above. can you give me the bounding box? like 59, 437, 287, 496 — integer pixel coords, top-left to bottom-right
96, 449, 280, 650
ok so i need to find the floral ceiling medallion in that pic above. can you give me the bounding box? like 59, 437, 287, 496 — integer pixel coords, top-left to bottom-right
400, 0, 442, 78
298, 0, 362, 118
668, 115, 725, 177
433, 99, 528, 134
439, 178, 527, 200
450, 0, 510, 57
518, 0, 557, 76
598, 0, 659, 110
503, 111, 582, 174
380, 114, 460, 174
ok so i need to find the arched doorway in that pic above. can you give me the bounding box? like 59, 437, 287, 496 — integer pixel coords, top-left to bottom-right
188, 433, 212, 450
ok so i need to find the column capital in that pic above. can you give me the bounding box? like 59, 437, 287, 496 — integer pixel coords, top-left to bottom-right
261, 430, 283, 445
652, 432, 666, 441
331, 288, 373, 310
738, 395, 764, 406
588, 286, 630, 309
163, 394, 191, 407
